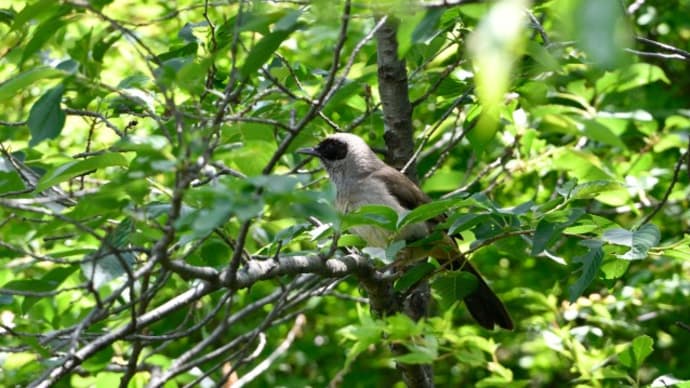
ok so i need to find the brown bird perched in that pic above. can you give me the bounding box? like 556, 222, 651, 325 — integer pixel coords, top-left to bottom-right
298, 133, 513, 330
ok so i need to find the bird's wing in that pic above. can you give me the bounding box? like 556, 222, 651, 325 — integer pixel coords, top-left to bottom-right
370, 165, 430, 210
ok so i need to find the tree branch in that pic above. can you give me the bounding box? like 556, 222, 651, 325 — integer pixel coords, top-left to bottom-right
375, 17, 418, 181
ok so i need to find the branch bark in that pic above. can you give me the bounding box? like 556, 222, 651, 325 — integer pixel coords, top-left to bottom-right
28, 254, 374, 388
374, 15, 434, 388
375, 17, 418, 182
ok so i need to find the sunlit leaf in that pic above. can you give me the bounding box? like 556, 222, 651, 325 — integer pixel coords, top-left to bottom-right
0, 67, 65, 101
573, 0, 632, 68
602, 223, 660, 260
596, 63, 670, 94
240, 10, 302, 78
36, 153, 128, 192
467, 0, 529, 150
619, 335, 654, 372
21, 15, 68, 64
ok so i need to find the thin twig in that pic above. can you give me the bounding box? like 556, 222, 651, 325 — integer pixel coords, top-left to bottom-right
640, 148, 688, 225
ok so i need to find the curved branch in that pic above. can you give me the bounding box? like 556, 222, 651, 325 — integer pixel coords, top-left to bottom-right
28, 253, 374, 388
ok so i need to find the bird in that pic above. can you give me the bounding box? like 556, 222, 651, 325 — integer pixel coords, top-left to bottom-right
298, 132, 513, 330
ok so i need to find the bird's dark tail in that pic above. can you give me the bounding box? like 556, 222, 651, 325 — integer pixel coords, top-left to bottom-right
416, 241, 513, 330
457, 262, 513, 330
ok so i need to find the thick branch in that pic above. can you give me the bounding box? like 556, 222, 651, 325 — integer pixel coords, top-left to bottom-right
29, 254, 374, 387
374, 16, 434, 387
375, 17, 418, 181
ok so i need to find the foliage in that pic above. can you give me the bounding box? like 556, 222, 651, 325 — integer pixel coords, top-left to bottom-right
0, 0, 689, 387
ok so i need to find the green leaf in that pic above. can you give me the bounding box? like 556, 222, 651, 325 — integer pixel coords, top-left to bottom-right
467, 0, 528, 147
0, 9, 15, 26
619, 335, 654, 372
412, 9, 445, 44
396, 12, 426, 59
532, 221, 559, 256
581, 119, 628, 150
81, 218, 136, 290
22, 266, 78, 311
21, 15, 67, 64
11, 0, 60, 30
398, 196, 470, 229
93, 33, 121, 62
394, 262, 437, 293
432, 271, 479, 306
239, 11, 302, 78
81, 345, 114, 373
571, 180, 625, 200
596, 63, 670, 94
600, 259, 629, 280
35, 153, 128, 192
394, 345, 437, 365
28, 84, 65, 147
534, 210, 587, 254
0, 67, 64, 101
0, 159, 26, 195
568, 240, 604, 302
341, 204, 398, 232
602, 223, 660, 260
2, 279, 54, 293
447, 213, 489, 236
574, 0, 631, 68
107, 218, 133, 248
386, 314, 422, 340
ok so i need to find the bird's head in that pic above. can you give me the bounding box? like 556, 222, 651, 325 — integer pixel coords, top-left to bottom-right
297, 133, 384, 186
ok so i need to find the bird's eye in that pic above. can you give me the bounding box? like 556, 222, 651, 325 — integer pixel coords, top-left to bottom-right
317, 138, 348, 161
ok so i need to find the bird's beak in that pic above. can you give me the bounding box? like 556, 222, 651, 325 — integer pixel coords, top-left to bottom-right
296, 147, 320, 157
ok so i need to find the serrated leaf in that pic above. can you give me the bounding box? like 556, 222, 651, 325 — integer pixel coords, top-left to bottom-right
603, 223, 660, 260
36, 153, 128, 192
568, 240, 604, 302
386, 314, 422, 340
394, 347, 437, 365
28, 84, 65, 147
619, 335, 654, 372
0, 67, 65, 101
